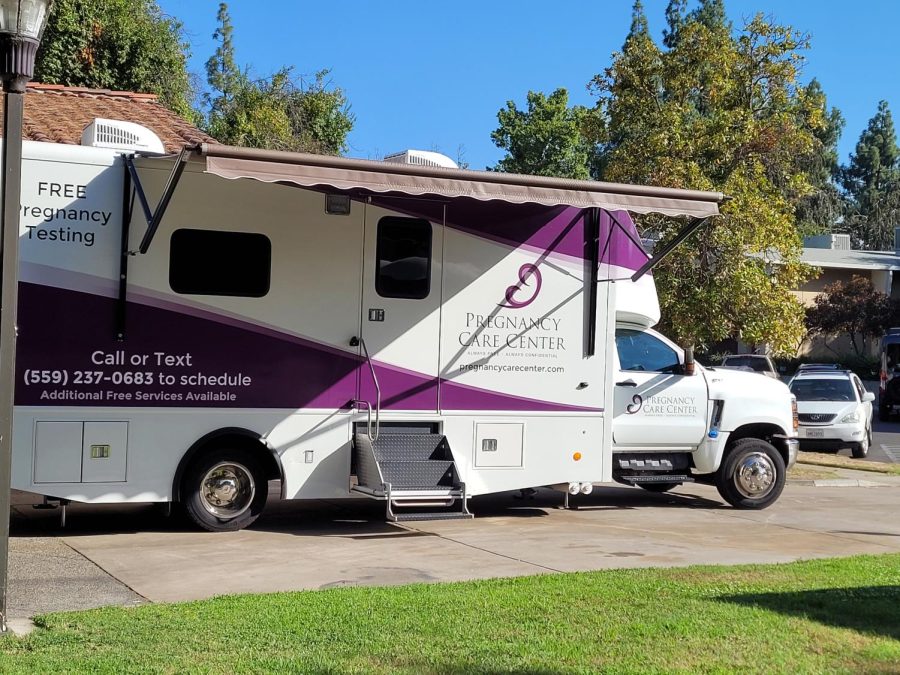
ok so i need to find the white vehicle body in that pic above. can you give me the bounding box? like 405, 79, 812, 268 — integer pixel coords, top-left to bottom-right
789, 370, 874, 457
11, 138, 798, 530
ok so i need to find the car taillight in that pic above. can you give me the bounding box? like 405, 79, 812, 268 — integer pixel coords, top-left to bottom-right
791, 397, 799, 433
881, 370, 888, 392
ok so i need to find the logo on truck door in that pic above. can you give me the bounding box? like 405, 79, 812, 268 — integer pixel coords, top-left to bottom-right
499, 263, 542, 309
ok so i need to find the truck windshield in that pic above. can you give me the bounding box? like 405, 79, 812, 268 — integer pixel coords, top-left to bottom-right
789, 378, 856, 402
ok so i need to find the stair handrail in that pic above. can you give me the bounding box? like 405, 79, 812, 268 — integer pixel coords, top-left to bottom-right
358, 336, 381, 442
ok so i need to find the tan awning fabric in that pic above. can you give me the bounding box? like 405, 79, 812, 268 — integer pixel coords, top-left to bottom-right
198, 144, 723, 218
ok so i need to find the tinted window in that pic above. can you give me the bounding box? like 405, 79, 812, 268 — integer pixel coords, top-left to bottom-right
886, 343, 900, 370
170, 229, 271, 297
616, 329, 680, 372
722, 356, 772, 372
376, 217, 431, 299
789, 378, 856, 402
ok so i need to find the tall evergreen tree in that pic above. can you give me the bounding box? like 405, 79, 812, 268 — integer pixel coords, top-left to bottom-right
626, 0, 650, 45
662, 0, 687, 48
795, 79, 847, 235
841, 101, 900, 249
689, 0, 731, 33
204, 3, 241, 111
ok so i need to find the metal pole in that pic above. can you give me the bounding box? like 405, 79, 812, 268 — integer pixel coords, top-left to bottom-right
0, 88, 24, 633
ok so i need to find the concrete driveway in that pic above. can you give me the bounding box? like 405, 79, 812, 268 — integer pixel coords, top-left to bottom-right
9, 476, 900, 618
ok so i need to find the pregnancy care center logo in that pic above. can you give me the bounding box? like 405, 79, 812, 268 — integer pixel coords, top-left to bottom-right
457, 263, 565, 351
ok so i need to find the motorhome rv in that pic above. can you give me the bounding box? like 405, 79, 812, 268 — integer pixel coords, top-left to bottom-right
11, 127, 798, 531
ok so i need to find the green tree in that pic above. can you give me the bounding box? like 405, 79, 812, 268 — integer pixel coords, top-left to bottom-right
590, 9, 822, 355
806, 276, 894, 356
203, 4, 353, 154
489, 88, 597, 179
35, 0, 196, 122
841, 101, 900, 250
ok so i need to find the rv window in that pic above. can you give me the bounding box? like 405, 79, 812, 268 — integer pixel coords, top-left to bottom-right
169, 229, 271, 297
375, 217, 432, 299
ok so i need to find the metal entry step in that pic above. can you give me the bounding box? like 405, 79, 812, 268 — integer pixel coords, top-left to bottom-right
352, 431, 473, 521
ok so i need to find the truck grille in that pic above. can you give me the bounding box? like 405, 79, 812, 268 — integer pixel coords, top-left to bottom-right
798, 413, 836, 424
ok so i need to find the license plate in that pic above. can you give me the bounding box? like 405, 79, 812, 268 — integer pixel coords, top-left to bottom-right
805, 428, 825, 438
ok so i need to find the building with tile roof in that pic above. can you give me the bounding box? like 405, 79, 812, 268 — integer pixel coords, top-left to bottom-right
0, 83, 215, 152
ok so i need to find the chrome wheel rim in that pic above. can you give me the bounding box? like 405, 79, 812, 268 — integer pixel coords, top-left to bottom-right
733, 452, 777, 499
200, 461, 255, 519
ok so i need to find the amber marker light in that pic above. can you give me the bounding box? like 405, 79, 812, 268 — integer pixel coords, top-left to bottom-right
573, 452, 582, 461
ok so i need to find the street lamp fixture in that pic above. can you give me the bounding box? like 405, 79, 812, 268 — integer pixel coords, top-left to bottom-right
0, 0, 52, 633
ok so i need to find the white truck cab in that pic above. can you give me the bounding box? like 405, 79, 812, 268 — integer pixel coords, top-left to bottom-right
610, 324, 798, 508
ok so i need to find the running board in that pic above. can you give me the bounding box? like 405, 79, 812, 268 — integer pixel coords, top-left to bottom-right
617, 474, 694, 485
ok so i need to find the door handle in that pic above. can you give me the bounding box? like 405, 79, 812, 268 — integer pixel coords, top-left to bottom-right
616, 379, 637, 387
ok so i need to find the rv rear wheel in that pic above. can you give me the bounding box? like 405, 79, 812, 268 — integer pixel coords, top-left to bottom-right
182, 448, 268, 532
715, 438, 785, 510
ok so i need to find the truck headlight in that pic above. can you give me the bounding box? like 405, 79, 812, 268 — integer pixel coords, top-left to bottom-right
841, 412, 860, 423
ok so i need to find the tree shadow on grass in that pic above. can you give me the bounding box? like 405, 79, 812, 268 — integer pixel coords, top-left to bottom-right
720, 586, 900, 640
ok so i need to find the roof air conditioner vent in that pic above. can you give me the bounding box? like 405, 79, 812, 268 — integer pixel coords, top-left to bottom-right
383, 149, 458, 169
81, 118, 166, 154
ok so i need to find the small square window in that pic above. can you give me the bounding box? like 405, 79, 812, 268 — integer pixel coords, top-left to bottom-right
375, 217, 432, 299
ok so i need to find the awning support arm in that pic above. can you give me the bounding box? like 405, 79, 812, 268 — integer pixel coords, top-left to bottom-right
585, 208, 600, 357
115, 165, 135, 341
122, 147, 192, 255
630, 217, 711, 282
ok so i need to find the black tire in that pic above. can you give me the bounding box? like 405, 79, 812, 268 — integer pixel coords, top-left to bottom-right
715, 438, 786, 510
638, 482, 680, 493
851, 425, 871, 459
182, 447, 268, 532
879, 406, 891, 422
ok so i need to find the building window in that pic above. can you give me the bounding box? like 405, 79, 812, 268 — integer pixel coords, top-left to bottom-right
169, 228, 271, 297
375, 217, 432, 299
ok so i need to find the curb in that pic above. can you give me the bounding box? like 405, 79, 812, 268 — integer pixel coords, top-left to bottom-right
788, 478, 893, 487
5, 618, 36, 636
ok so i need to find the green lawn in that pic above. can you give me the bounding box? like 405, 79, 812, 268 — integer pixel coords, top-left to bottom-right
2, 554, 899, 674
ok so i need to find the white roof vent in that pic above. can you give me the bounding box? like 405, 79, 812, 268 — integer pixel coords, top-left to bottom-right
383, 149, 458, 169
81, 118, 166, 154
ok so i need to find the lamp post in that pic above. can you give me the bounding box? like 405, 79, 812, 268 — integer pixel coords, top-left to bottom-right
0, 0, 52, 633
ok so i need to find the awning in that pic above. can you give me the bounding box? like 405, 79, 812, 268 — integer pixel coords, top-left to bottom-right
197, 143, 723, 218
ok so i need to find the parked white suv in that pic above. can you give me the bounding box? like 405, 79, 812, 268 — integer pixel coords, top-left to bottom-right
788, 370, 874, 458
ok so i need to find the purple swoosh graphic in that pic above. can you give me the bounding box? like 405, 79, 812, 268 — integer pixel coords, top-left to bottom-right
15, 282, 599, 413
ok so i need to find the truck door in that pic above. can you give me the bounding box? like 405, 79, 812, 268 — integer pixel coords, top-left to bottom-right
358, 198, 443, 412
612, 327, 709, 448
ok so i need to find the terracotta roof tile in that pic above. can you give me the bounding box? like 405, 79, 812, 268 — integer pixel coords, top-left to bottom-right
0, 83, 216, 153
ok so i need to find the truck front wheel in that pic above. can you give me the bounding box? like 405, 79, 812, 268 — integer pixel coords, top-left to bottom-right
715, 438, 785, 509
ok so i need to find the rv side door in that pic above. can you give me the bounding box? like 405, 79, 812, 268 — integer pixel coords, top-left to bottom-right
358, 200, 443, 412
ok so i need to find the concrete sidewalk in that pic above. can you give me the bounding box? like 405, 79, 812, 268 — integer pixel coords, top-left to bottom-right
8, 472, 900, 617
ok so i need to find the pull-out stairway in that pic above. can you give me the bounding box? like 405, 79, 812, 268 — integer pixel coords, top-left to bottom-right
352, 431, 473, 522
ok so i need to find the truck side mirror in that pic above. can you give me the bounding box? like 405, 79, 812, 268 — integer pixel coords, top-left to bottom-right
683, 347, 695, 376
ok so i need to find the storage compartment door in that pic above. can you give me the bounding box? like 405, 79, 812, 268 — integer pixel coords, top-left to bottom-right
82, 422, 128, 482
34, 421, 83, 483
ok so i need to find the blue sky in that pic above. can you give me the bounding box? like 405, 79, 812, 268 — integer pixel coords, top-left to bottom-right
157, 0, 899, 171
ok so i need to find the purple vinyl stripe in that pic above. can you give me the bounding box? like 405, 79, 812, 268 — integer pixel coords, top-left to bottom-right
15, 282, 600, 412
